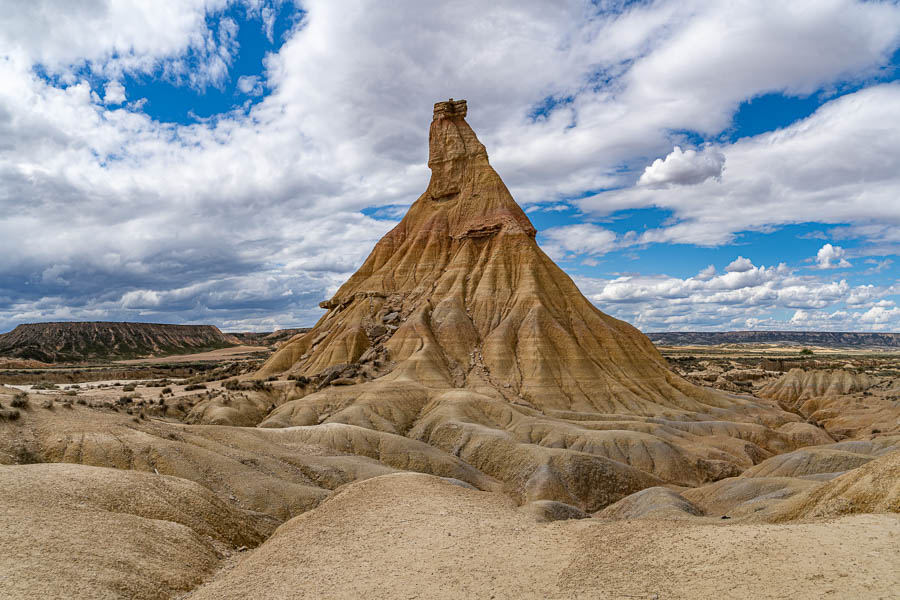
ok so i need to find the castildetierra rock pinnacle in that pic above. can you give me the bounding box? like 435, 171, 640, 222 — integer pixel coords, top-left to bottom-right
253, 100, 808, 508
258, 98, 727, 415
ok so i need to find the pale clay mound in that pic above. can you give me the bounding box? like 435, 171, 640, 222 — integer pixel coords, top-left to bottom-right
0, 402, 496, 520
767, 448, 900, 521
738, 446, 878, 479
0, 463, 273, 600
596, 486, 704, 520
187, 473, 900, 600
758, 368, 900, 438
682, 475, 822, 518
758, 368, 877, 403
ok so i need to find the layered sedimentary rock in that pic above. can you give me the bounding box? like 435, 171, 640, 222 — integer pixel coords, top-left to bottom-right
759, 368, 877, 404
253, 100, 812, 508
261, 99, 730, 414
757, 368, 899, 438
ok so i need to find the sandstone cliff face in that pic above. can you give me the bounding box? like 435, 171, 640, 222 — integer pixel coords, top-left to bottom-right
0, 321, 239, 362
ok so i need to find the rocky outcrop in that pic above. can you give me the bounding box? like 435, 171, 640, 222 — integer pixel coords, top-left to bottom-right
228, 328, 311, 347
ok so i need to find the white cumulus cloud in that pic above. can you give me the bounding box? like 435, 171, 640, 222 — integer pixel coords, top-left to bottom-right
540, 224, 619, 260
816, 243, 852, 269
236, 75, 263, 96
725, 256, 754, 273
637, 146, 725, 187
574, 258, 895, 332
102, 80, 126, 105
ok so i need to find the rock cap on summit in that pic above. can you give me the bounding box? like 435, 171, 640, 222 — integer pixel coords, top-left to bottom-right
433, 98, 467, 119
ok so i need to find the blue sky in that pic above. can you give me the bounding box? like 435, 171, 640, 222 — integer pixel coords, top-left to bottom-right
0, 0, 898, 333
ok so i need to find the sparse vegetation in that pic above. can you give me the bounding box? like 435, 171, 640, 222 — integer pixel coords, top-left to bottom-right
0, 404, 20, 420
800, 348, 814, 356
32, 381, 58, 390
10, 391, 28, 408
288, 374, 311, 385
221, 379, 273, 392
13, 445, 42, 464
184, 383, 207, 391
122, 383, 136, 392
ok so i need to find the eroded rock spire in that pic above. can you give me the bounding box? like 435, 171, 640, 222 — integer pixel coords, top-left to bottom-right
258, 99, 705, 416
426, 98, 488, 203
249, 101, 812, 510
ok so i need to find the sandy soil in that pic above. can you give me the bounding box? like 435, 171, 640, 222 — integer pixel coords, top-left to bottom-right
115, 345, 269, 364
188, 474, 900, 600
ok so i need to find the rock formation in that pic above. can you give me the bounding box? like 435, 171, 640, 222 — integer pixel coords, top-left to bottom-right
253, 100, 814, 508
767, 448, 900, 521
758, 368, 899, 438
260, 99, 730, 415
759, 368, 877, 404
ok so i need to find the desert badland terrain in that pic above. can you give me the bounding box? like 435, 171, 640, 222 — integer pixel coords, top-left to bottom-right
1, 100, 898, 599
